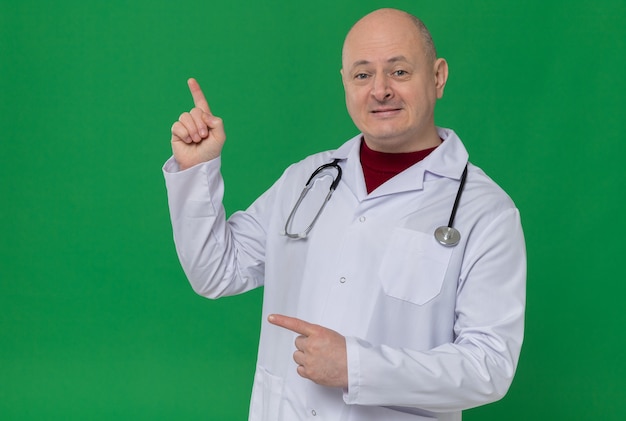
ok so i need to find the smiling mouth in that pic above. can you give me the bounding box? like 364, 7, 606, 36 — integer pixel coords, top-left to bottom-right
371, 108, 402, 115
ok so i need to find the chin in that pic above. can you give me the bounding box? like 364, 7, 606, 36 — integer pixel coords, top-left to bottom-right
363, 121, 408, 136
364, 129, 406, 142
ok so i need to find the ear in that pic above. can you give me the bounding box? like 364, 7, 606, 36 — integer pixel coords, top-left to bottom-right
340, 68, 346, 87
433, 58, 449, 99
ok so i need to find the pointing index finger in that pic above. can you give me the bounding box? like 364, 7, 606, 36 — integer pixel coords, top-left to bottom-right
268, 314, 316, 336
187, 77, 212, 114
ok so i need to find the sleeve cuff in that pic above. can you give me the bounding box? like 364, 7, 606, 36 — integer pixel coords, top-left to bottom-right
342, 336, 362, 404
162, 156, 181, 173
162, 156, 221, 175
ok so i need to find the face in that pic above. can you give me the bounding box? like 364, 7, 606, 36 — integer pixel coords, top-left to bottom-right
341, 11, 448, 152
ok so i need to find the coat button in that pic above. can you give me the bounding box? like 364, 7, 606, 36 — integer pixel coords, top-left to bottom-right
359, 216, 366, 222
311, 409, 317, 416
339, 277, 346, 284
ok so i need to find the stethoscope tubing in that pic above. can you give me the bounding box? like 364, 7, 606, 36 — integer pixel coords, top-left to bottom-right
447, 164, 468, 229
285, 159, 468, 247
284, 159, 342, 239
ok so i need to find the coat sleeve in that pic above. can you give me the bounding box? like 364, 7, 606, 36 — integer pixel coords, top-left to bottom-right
163, 156, 272, 298
343, 207, 526, 412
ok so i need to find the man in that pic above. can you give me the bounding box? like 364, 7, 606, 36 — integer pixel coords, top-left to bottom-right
164, 8, 526, 421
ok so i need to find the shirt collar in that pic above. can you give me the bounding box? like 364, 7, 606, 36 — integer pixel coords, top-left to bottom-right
332, 127, 469, 180
330, 127, 469, 196
427, 127, 470, 180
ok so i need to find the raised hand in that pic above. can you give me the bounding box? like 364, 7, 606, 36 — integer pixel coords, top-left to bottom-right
268, 314, 348, 388
170, 78, 226, 170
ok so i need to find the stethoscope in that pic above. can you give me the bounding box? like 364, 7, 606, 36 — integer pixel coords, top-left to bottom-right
433, 164, 467, 247
284, 159, 468, 247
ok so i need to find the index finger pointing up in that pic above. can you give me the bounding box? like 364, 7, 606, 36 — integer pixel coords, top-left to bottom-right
187, 77, 212, 114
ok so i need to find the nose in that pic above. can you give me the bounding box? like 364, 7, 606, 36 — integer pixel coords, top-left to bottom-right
371, 74, 393, 102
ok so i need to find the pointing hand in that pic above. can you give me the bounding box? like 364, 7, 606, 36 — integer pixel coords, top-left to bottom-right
170, 78, 226, 170
268, 314, 348, 388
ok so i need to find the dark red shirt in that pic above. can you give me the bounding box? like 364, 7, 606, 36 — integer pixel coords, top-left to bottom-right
360, 139, 438, 193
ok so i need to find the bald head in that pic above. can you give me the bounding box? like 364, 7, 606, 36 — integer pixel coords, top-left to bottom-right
339, 8, 448, 153
342, 9, 437, 66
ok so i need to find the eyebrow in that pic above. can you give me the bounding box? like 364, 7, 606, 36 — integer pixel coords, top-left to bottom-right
350, 55, 410, 68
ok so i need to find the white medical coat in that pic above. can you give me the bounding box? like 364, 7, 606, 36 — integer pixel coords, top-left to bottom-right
163, 128, 526, 421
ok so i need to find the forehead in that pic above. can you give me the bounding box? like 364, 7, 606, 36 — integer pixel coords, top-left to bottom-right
342, 16, 424, 68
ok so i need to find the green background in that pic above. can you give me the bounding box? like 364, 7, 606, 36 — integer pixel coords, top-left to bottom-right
1, 0, 625, 419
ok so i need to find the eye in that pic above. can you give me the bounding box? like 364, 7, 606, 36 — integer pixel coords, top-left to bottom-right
355, 73, 370, 80
392, 69, 409, 77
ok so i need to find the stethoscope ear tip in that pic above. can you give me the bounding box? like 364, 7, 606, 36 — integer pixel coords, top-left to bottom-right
434, 226, 461, 247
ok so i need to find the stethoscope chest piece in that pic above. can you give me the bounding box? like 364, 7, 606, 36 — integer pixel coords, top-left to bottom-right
433, 164, 468, 247
434, 226, 461, 247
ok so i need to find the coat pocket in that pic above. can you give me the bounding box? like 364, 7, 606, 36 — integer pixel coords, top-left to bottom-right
249, 365, 284, 420
379, 228, 453, 305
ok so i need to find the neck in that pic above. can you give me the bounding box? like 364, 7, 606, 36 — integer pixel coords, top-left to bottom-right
363, 127, 441, 153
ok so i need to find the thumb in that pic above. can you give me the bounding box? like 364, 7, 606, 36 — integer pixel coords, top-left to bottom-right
203, 113, 226, 144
